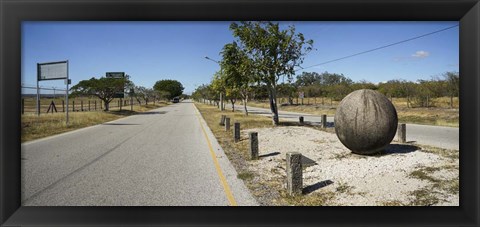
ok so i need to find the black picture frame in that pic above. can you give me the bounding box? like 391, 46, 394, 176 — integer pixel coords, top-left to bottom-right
1, 0, 478, 226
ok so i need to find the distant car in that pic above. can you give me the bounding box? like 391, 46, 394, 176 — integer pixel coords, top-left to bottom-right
172, 97, 180, 103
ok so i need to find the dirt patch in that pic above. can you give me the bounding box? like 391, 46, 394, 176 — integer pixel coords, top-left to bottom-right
242, 126, 459, 206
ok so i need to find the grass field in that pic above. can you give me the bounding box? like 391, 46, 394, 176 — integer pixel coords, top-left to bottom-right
246, 96, 459, 127
22, 102, 169, 142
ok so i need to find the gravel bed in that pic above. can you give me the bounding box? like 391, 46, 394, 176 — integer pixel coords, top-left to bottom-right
242, 126, 459, 206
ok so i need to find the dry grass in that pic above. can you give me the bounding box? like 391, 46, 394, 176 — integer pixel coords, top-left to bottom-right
279, 190, 335, 206
195, 103, 272, 158
396, 107, 459, 127
237, 171, 255, 181
407, 164, 458, 206
418, 144, 459, 160
247, 96, 458, 127
22, 102, 169, 142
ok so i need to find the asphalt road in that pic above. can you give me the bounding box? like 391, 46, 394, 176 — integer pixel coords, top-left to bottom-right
225, 104, 459, 150
21, 100, 258, 206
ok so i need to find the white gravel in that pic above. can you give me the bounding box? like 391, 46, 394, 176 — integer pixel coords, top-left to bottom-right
243, 126, 459, 206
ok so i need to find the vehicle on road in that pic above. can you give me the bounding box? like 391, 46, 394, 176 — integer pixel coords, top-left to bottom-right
172, 97, 180, 103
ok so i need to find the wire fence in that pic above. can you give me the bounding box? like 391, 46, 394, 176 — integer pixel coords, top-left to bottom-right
21, 86, 157, 115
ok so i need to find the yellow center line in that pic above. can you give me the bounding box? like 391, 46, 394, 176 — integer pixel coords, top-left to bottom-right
194, 106, 238, 206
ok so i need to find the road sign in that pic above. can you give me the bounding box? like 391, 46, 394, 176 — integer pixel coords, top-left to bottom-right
38, 61, 68, 81
106, 72, 125, 78
106, 72, 125, 98
36, 60, 70, 124
299, 92, 305, 99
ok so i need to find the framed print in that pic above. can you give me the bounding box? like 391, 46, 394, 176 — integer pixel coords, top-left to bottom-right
1, 0, 479, 226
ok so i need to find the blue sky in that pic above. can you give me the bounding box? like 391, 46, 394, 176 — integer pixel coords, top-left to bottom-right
22, 21, 459, 94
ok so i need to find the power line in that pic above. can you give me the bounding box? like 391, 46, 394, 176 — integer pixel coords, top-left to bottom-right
297, 24, 459, 72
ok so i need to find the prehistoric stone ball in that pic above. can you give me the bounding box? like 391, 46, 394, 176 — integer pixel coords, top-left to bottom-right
334, 89, 398, 155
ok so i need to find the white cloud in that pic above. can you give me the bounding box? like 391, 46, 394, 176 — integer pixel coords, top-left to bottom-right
412, 50, 430, 58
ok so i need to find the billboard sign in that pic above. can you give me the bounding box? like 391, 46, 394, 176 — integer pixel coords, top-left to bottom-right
106, 72, 126, 98
38, 61, 68, 81
106, 72, 125, 79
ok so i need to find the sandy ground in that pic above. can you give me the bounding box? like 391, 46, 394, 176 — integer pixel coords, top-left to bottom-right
242, 126, 459, 206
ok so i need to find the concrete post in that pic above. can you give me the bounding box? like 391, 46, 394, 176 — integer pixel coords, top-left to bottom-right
299, 116, 304, 125
321, 114, 327, 128
249, 132, 259, 160
234, 122, 240, 142
286, 152, 303, 196
225, 117, 231, 131
397, 123, 406, 143
219, 115, 226, 126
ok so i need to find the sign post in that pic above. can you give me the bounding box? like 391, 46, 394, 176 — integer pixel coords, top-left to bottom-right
36, 68, 40, 116
299, 92, 305, 105
130, 88, 134, 111
37, 60, 69, 123
106, 72, 126, 99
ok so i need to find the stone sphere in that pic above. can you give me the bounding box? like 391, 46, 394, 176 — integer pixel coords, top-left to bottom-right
334, 89, 398, 155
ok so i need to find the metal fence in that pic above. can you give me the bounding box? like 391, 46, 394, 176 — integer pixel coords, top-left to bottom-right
21, 85, 152, 115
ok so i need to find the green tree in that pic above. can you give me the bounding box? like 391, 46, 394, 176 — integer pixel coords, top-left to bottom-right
153, 79, 184, 100
350, 80, 377, 91
211, 71, 227, 109
70, 76, 130, 111
230, 21, 313, 125
325, 82, 352, 101
133, 86, 148, 105
220, 41, 256, 114
277, 83, 298, 105
295, 72, 321, 86
443, 71, 459, 108
250, 84, 269, 101
156, 90, 171, 101
192, 84, 211, 103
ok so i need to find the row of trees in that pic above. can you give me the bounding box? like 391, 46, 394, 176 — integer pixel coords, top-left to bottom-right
194, 70, 459, 110
286, 71, 459, 108
193, 21, 314, 125
70, 76, 184, 111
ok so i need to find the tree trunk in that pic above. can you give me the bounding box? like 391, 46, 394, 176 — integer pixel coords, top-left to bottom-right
243, 97, 249, 116
104, 101, 109, 111
450, 95, 453, 109
231, 99, 235, 112
268, 86, 279, 125
220, 93, 224, 111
